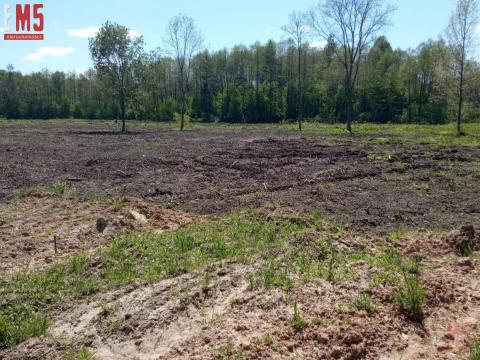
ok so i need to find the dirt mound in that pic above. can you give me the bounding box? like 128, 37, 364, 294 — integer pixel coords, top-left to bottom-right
444, 223, 480, 256
0, 195, 195, 275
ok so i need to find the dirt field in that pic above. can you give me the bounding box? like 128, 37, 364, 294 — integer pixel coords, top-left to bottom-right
1, 120, 480, 360
1, 121, 480, 232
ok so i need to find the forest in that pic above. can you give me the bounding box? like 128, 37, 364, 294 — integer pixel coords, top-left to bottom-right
1, 10, 479, 127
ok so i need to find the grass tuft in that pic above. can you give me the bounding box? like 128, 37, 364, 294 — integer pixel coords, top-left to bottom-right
291, 303, 309, 331
393, 272, 425, 322
469, 339, 480, 360
352, 293, 375, 315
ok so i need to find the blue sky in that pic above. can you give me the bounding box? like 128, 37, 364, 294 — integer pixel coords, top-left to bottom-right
0, 0, 476, 73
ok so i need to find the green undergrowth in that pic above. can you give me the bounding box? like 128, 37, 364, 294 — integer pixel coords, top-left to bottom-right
0, 209, 426, 349
14, 181, 77, 199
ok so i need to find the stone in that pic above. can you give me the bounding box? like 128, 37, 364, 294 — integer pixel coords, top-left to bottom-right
96, 218, 108, 233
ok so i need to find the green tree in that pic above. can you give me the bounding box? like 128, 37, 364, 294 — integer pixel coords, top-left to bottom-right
89, 21, 145, 132
310, 0, 396, 132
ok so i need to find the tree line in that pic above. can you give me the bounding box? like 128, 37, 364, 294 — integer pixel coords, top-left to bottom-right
0, 0, 479, 133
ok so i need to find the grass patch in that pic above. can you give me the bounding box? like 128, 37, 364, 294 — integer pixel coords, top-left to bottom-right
51, 181, 77, 198
215, 337, 245, 359
14, 181, 77, 199
469, 339, 480, 360
352, 293, 375, 315
0, 211, 311, 349
65, 346, 94, 360
393, 272, 425, 322
291, 303, 309, 331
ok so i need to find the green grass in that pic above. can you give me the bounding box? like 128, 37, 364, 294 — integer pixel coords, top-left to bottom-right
0, 211, 310, 349
215, 337, 245, 359
291, 303, 309, 331
1, 120, 479, 146
14, 181, 77, 199
352, 293, 375, 315
0, 208, 429, 348
65, 346, 94, 360
469, 339, 480, 360
393, 272, 425, 322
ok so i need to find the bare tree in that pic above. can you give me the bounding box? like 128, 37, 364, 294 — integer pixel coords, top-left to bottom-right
282, 11, 309, 131
446, 0, 479, 134
309, 0, 395, 132
165, 14, 203, 131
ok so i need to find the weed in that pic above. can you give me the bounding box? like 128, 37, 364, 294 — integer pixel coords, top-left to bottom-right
112, 197, 125, 212
352, 293, 375, 315
14, 186, 45, 199
0, 306, 49, 349
252, 261, 294, 292
264, 334, 274, 346
216, 336, 245, 359
392, 161, 406, 173
325, 252, 337, 283
311, 316, 328, 326
65, 346, 94, 360
393, 272, 425, 322
469, 339, 480, 360
86, 192, 109, 203
291, 303, 309, 331
51, 181, 77, 198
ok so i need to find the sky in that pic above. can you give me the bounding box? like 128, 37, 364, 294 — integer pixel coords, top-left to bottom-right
0, 0, 478, 74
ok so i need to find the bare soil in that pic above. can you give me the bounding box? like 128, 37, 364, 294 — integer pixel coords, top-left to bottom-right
1, 121, 479, 233
0, 195, 195, 275
1, 223, 480, 360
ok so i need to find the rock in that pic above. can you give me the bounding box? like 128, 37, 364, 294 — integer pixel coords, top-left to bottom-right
128, 210, 148, 224
443, 332, 455, 341
331, 347, 343, 359
343, 332, 363, 345
437, 343, 453, 352
461, 224, 475, 239
315, 332, 329, 344
96, 218, 108, 233
124, 313, 132, 320
457, 258, 474, 268
121, 324, 134, 334
45, 256, 53, 264
451, 224, 478, 255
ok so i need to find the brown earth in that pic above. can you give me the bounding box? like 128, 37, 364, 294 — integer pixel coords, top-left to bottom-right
0, 195, 195, 276
1, 121, 480, 233
1, 223, 479, 360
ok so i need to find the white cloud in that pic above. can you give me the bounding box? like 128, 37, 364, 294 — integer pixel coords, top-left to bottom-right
67, 26, 141, 39
128, 29, 141, 39
67, 26, 99, 38
477, 24, 480, 33
24, 46, 75, 62
72, 68, 86, 75
310, 40, 327, 49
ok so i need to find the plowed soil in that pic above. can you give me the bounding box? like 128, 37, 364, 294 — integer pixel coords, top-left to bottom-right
1, 121, 480, 232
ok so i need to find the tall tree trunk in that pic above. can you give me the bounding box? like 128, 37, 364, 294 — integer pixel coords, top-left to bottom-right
457, 52, 465, 134
180, 70, 185, 131
345, 78, 353, 133
120, 94, 126, 133
297, 45, 302, 131
181, 95, 185, 131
